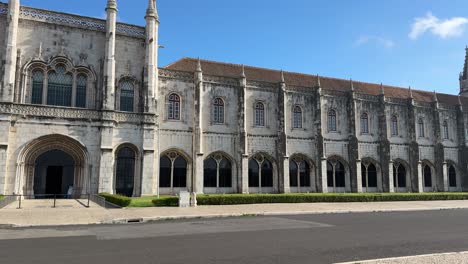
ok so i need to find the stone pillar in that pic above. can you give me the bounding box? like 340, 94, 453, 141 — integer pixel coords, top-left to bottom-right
320, 158, 328, 193
239, 66, 249, 194
432, 94, 445, 192
356, 159, 362, 193
316, 76, 326, 193
141, 121, 156, 196
347, 81, 360, 192
378, 85, 391, 192
2, 0, 20, 102
442, 162, 448, 192
282, 158, 290, 193
417, 161, 423, 193
144, 0, 159, 113
192, 59, 204, 194
388, 160, 395, 193
278, 71, 289, 193
103, 0, 117, 110
407, 90, 421, 192
98, 119, 115, 194
456, 97, 468, 191
0, 145, 8, 194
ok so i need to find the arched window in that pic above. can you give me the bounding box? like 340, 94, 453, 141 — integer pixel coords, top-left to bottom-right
212, 98, 225, 124
115, 147, 136, 197
449, 165, 457, 188
289, 159, 311, 187
293, 105, 302, 129
47, 66, 73, 107
254, 102, 265, 126
31, 70, 44, 104
204, 155, 232, 188
443, 121, 449, 140
393, 163, 407, 189
119, 80, 134, 112
418, 118, 425, 138
76, 74, 87, 108
327, 160, 346, 189
361, 113, 369, 134
168, 93, 181, 120
361, 163, 377, 189
423, 164, 432, 188
328, 110, 337, 132
159, 152, 187, 189
248, 155, 273, 188
391, 115, 398, 136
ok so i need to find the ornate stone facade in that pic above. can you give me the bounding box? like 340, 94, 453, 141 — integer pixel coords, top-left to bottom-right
1, 0, 468, 197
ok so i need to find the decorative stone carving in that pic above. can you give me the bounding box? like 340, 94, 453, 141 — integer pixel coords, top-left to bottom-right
18, 6, 145, 39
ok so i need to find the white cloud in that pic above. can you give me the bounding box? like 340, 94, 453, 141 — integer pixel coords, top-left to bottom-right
409, 12, 468, 40
354, 36, 395, 48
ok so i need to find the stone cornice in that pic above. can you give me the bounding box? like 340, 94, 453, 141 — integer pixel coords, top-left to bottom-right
0, 103, 156, 125
0, 3, 146, 39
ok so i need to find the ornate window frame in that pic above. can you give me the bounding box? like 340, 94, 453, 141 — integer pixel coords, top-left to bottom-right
116, 76, 139, 112
21, 56, 96, 109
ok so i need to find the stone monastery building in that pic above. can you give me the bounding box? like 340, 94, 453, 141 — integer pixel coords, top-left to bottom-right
2, 0, 468, 198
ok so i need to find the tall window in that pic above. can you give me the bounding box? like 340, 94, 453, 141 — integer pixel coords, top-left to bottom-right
393, 163, 407, 190
443, 121, 449, 140
289, 158, 311, 188
248, 155, 273, 188
449, 165, 457, 188
423, 164, 432, 188
47, 66, 73, 107
115, 147, 136, 197
293, 105, 303, 129
418, 118, 425, 138
31, 70, 44, 104
327, 160, 346, 189
391, 115, 398, 136
159, 152, 187, 189
203, 155, 232, 188
328, 110, 337, 132
212, 98, 225, 124
168, 93, 181, 120
361, 113, 369, 134
361, 163, 377, 190
254, 102, 265, 126
76, 74, 87, 108
119, 80, 134, 112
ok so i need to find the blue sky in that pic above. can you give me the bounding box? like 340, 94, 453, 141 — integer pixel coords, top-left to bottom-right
10, 0, 468, 95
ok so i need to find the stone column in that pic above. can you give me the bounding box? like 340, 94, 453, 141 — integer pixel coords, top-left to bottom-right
98, 117, 115, 193
388, 160, 395, 193
347, 81, 361, 192
239, 66, 249, 194
442, 162, 448, 192
103, 0, 117, 110
278, 71, 289, 193
192, 59, 204, 194
378, 84, 391, 192
144, 0, 159, 113
2, 0, 20, 102
356, 159, 362, 193
320, 158, 328, 193
417, 161, 423, 193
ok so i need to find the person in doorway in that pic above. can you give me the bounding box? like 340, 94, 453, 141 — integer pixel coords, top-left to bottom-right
67, 185, 73, 199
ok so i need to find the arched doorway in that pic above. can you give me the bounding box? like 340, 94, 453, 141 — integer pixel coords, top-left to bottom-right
16, 134, 89, 198
248, 153, 275, 193
203, 153, 233, 194
115, 147, 136, 197
159, 150, 189, 194
33, 150, 75, 198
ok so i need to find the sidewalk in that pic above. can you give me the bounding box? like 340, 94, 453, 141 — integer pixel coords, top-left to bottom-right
2, 200, 468, 227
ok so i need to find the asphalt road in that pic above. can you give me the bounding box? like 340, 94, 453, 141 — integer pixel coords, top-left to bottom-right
2, 209, 468, 264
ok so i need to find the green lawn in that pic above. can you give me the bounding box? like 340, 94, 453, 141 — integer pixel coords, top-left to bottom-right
0, 195, 3, 200
129, 195, 177, 207
101, 192, 468, 208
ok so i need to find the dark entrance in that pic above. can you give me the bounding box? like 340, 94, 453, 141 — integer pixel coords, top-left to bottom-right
34, 150, 75, 198
45, 166, 63, 196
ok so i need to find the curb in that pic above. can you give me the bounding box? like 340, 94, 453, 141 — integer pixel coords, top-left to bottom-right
4, 206, 468, 228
